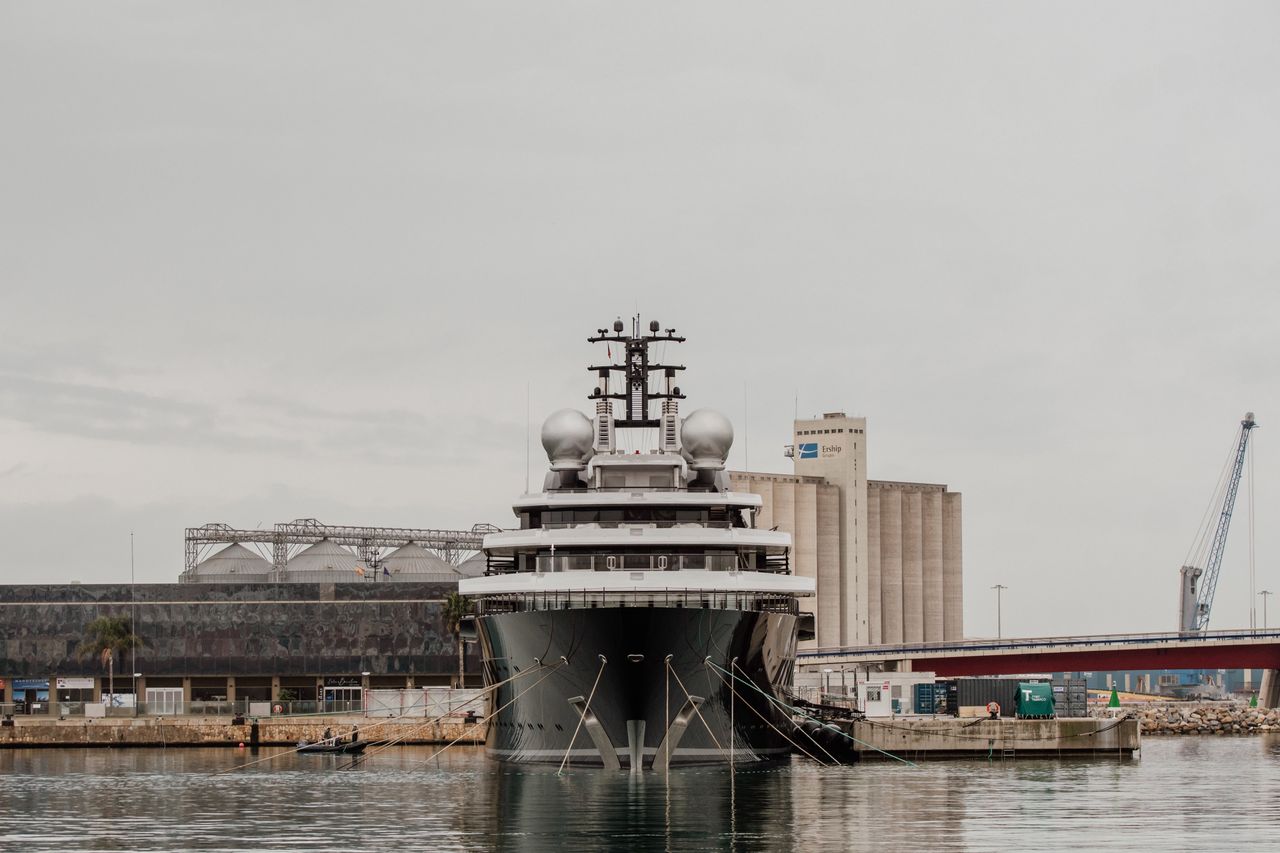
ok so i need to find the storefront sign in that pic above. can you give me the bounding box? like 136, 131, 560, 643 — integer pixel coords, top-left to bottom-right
324, 676, 361, 687
13, 679, 49, 690
56, 677, 95, 689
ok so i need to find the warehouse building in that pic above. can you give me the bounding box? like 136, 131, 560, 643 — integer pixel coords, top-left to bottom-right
731, 411, 963, 649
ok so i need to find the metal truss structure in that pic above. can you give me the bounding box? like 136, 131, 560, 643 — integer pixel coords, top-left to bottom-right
183, 517, 501, 576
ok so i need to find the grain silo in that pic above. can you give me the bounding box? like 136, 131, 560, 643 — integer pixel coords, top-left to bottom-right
283, 539, 368, 582
190, 543, 273, 584
382, 542, 460, 582
456, 553, 487, 578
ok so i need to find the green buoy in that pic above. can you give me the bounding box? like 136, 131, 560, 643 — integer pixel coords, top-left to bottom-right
1108, 687, 1120, 708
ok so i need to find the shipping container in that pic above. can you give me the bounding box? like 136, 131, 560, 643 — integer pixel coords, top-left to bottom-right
956, 678, 1021, 715
1052, 678, 1088, 717
912, 682, 947, 715
954, 677, 1071, 717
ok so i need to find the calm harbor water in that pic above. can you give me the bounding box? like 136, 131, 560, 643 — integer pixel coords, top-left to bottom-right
1, 737, 1277, 852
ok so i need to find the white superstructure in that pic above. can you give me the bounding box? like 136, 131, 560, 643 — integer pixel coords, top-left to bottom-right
461, 316, 814, 603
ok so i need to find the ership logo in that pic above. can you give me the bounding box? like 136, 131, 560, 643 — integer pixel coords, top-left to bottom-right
798, 443, 818, 459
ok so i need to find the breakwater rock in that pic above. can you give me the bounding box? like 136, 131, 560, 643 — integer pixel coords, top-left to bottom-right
1138, 704, 1280, 735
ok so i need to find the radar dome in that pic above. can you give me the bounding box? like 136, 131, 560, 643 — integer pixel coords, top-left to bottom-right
680, 409, 734, 470
541, 409, 594, 470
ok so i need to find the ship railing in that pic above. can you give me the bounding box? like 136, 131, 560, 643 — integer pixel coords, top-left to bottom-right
535, 521, 736, 530
473, 589, 799, 616
486, 552, 789, 575
544, 487, 687, 493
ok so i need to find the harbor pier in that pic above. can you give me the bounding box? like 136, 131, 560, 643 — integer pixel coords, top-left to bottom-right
830, 716, 1140, 760
0, 716, 485, 748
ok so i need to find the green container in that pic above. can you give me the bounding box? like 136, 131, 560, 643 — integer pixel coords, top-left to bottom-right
1016, 682, 1055, 719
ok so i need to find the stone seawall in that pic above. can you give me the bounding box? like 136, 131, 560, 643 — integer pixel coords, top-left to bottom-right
1138, 704, 1280, 735
0, 716, 485, 747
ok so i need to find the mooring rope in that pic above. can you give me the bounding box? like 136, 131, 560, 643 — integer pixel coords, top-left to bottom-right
218, 663, 541, 774
709, 662, 837, 766
336, 718, 435, 770
710, 660, 918, 767
557, 655, 608, 776
215, 693, 439, 774
664, 655, 671, 771
703, 662, 830, 766
414, 659, 566, 768
337, 666, 556, 769
666, 659, 725, 753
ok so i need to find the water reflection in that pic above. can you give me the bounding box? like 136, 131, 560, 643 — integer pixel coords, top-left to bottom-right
0, 740, 1278, 851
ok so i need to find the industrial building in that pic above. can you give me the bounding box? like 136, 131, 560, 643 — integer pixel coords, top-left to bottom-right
731, 411, 964, 649
0, 582, 480, 716
0, 519, 501, 717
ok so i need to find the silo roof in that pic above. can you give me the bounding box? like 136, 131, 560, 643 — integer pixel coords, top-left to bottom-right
382, 543, 457, 578
457, 553, 487, 578
284, 539, 366, 575
194, 543, 273, 576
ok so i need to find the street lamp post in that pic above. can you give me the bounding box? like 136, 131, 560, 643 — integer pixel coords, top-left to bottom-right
130, 532, 138, 717
992, 584, 1008, 639
1260, 590, 1273, 631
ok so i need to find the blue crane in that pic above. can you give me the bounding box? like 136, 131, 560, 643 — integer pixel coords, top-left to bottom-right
1178, 412, 1258, 633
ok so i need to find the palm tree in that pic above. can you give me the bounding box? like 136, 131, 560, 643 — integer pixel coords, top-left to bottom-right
443, 592, 473, 688
77, 616, 141, 705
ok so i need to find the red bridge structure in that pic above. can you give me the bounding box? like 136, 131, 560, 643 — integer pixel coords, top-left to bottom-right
797, 629, 1280, 705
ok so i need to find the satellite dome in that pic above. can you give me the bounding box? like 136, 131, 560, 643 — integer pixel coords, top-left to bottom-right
541, 409, 594, 470
680, 409, 734, 470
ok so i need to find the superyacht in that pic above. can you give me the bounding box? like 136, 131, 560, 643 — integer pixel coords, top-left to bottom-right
459, 318, 815, 769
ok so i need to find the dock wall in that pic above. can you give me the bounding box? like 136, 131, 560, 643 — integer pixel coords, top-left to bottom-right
0, 716, 485, 748
843, 717, 1140, 759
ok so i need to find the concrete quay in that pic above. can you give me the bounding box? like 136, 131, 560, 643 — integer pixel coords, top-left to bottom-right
0, 716, 486, 748
832, 716, 1140, 760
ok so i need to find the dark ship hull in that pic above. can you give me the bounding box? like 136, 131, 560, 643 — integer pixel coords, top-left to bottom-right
475, 605, 799, 768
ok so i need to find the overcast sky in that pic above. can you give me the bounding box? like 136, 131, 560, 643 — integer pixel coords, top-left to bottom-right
2, 2, 1277, 638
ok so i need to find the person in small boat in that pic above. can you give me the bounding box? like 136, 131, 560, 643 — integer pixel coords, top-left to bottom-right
350, 724, 358, 743
323, 727, 333, 744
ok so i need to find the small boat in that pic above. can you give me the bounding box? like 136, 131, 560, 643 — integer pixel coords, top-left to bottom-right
297, 741, 367, 755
